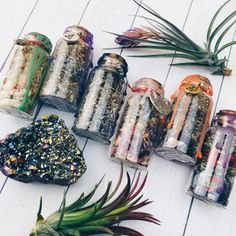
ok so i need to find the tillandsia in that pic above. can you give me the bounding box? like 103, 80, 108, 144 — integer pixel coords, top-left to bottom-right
30, 166, 160, 236
113, 0, 236, 76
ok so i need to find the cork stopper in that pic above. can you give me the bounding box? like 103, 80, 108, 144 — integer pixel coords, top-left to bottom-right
214, 109, 236, 128
20, 32, 52, 53
132, 77, 165, 96
98, 53, 128, 75
180, 74, 213, 96
63, 25, 93, 46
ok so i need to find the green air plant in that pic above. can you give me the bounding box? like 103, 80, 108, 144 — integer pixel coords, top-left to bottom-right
113, 0, 236, 76
30, 167, 160, 236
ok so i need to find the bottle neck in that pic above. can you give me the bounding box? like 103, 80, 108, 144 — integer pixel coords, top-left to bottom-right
63, 26, 93, 47
98, 62, 126, 76
131, 78, 165, 96
16, 32, 52, 53
214, 110, 236, 129
179, 75, 213, 96
98, 53, 128, 76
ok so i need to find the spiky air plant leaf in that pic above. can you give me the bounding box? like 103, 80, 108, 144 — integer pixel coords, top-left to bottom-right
112, 0, 236, 76
30, 166, 160, 236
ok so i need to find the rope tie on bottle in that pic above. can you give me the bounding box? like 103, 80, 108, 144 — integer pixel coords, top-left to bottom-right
15, 39, 50, 53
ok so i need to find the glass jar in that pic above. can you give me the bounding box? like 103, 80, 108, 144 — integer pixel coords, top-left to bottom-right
157, 75, 213, 165
187, 110, 236, 207
0, 32, 52, 119
72, 53, 128, 143
109, 78, 171, 168
40, 26, 93, 112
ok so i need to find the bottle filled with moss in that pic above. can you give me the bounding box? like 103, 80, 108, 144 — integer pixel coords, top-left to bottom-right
187, 110, 236, 207
40, 26, 93, 112
109, 78, 171, 168
72, 53, 128, 144
157, 75, 213, 165
0, 32, 52, 119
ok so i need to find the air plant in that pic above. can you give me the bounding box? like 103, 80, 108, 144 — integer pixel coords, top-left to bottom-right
30, 166, 160, 236
113, 0, 236, 76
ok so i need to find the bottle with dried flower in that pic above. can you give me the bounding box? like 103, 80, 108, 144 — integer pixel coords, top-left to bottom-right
40, 26, 93, 112
157, 75, 213, 165
187, 110, 236, 207
0, 32, 52, 119
72, 53, 128, 144
109, 78, 171, 168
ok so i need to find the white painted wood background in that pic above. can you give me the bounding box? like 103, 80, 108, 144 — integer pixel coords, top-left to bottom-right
0, 0, 235, 235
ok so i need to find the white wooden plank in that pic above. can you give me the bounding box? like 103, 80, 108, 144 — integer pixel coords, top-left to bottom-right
0, 0, 39, 187
179, 1, 236, 235
0, 1, 91, 235
0, 0, 38, 67
120, 1, 198, 235
59, 0, 144, 199
122, 0, 193, 85
21, 0, 94, 148
65, 0, 195, 236
0, 0, 235, 235
184, 51, 236, 234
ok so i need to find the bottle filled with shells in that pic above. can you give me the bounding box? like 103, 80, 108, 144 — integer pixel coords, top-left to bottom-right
0, 32, 52, 119
72, 53, 128, 143
187, 110, 236, 207
109, 78, 171, 168
156, 75, 213, 165
40, 26, 93, 112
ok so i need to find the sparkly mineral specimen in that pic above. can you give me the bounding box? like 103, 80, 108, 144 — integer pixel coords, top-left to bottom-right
0, 115, 86, 185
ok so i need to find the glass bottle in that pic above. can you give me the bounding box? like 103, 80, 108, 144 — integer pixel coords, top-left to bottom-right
40, 26, 93, 112
0, 32, 52, 119
72, 53, 128, 143
157, 74, 213, 165
187, 110, 236, 207
109, 78, 171, 168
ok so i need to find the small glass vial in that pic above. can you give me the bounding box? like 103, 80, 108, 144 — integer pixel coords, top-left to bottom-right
0, 32, 52, 119
187, 110, 236, 207
72, 53, 128, 143
157, 75, 213, 165
109, 78, 171, 168
40, 26, 93, 112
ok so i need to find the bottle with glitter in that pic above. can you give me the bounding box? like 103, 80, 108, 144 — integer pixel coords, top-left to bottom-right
157, 75, 213, 165
40, 26, 93, 112
72, 53, 128, 144
187, 110, 236, 207
0, 32, 52, 119
109, 78, 171, 168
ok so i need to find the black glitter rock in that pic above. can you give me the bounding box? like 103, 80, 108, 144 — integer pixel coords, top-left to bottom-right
0, 114, 86, 185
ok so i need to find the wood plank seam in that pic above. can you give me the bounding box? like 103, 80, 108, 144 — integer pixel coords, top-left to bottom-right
163, 0, 194, 87
78, 0, 92, 25
0, 0, 40, 195
80, 0, 144, 152
212, 29, 236, 118
0, 0, 92, 195
182, 28, 236, 236
0, 0, 39, 72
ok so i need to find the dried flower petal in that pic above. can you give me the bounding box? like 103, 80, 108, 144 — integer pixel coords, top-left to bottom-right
115, 27, 159, 47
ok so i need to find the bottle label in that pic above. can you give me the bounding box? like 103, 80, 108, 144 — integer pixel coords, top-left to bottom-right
149, 90, 171, 116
